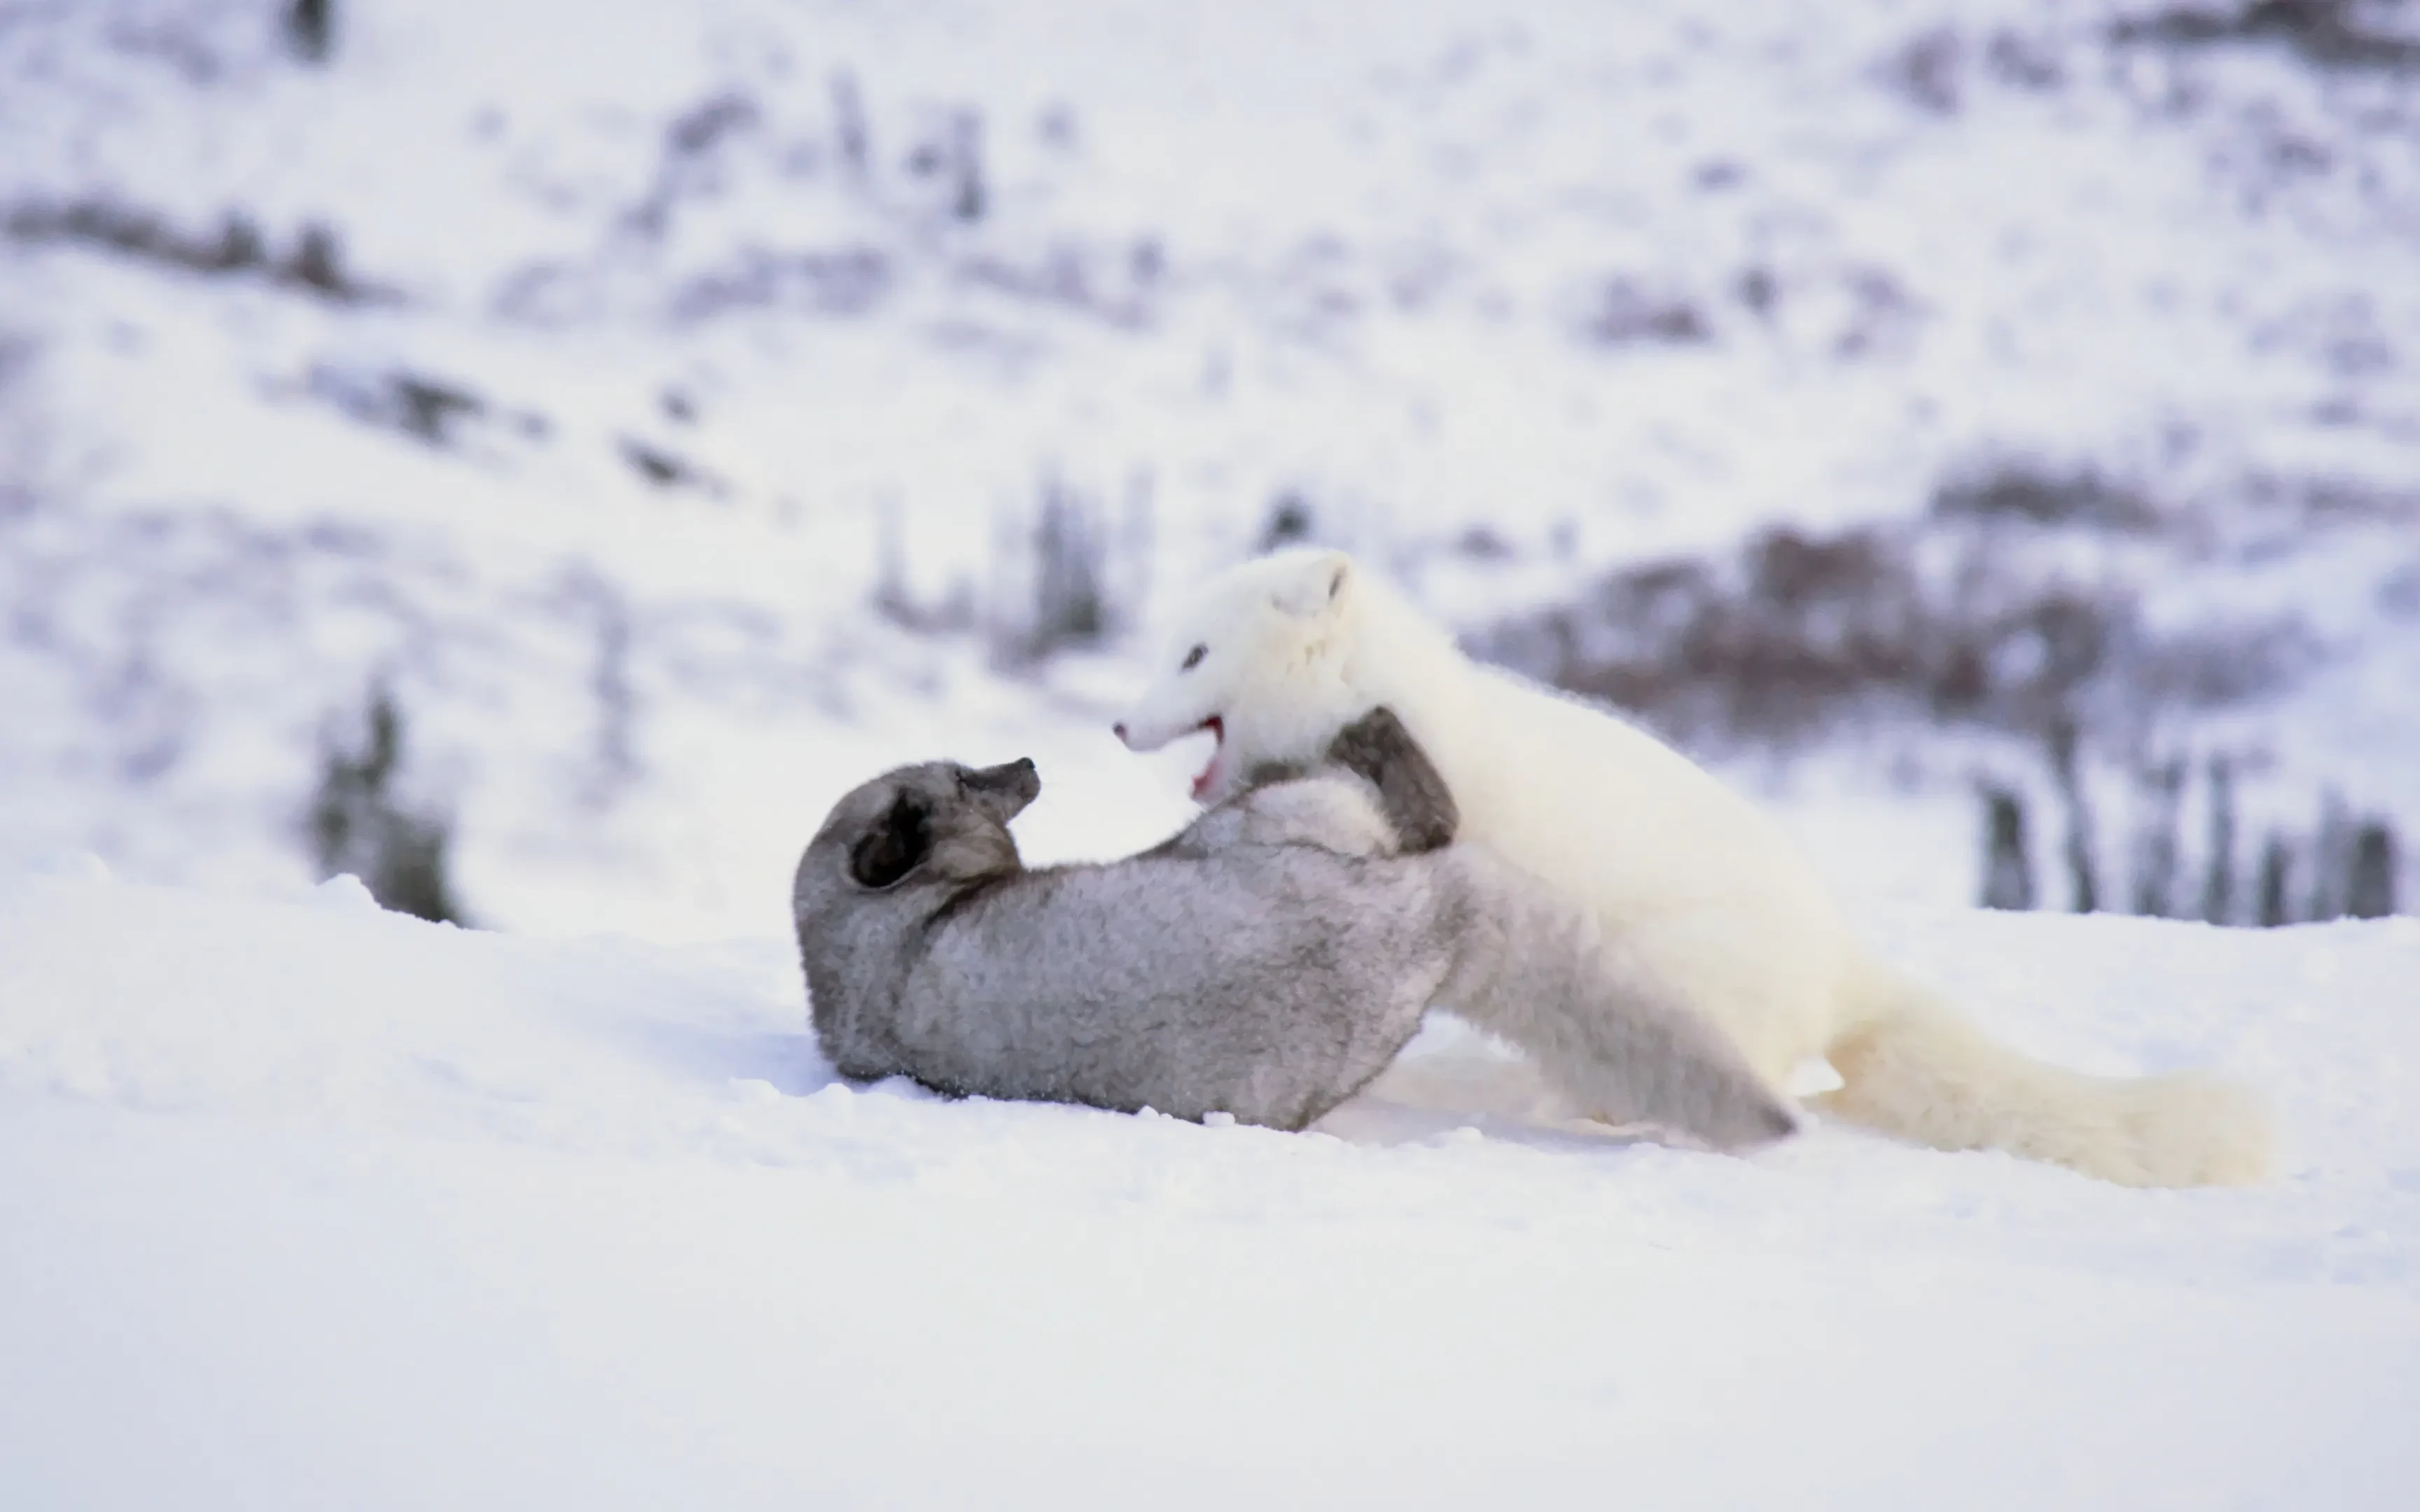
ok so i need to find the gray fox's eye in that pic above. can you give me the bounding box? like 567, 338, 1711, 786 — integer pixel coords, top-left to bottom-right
1181, 644, 1206, 671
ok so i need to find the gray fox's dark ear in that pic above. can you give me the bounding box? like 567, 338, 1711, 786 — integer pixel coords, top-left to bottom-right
849, 792, 932, 888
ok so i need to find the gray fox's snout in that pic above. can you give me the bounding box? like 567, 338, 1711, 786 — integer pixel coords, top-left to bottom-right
961, 757, 1042, 818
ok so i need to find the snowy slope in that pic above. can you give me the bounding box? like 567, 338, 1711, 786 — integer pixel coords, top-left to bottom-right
2, 860, 2417, 1508
4, 0, 2417, 936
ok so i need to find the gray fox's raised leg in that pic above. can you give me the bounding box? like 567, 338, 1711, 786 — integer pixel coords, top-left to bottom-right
1326, 706, 1459, 854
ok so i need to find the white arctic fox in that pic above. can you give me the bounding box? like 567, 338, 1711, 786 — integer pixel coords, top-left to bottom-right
1113, 547, 2274, 1187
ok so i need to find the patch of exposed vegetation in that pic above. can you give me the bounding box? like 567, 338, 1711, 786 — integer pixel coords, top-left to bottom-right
1980, 757, 2400, 925
2113, 1, 2420, 74
1477, 524, 2312, 756
4, 198, 392, 303
304, 687, 468, 925
306, 365, 548, 452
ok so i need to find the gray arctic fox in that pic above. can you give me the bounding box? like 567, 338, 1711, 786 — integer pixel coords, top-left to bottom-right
793, 708, 1798, 1146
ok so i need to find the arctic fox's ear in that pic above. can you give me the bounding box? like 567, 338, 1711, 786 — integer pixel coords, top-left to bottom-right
1269, 551, 1353, 620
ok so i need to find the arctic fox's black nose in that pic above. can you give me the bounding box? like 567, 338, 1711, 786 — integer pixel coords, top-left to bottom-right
1113, 722, 1129, 743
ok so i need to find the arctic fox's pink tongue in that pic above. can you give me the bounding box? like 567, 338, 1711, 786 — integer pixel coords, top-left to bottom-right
1190, 716, 1224, 800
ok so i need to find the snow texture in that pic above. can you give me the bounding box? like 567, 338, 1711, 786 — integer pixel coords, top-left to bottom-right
2, 860, 2417, 1507
3, 0, 2419, 1502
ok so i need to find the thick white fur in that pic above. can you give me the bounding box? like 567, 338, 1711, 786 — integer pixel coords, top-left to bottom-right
1117, 548, 2274, 1188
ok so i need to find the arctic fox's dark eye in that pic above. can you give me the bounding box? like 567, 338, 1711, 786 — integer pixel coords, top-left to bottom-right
1181, 644, 1206, 672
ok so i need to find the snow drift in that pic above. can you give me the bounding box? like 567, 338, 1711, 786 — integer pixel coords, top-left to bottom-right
2, 859, 2416, 1508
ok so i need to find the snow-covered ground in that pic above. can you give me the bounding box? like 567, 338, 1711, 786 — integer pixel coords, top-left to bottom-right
5, 2, 2419, 1502
4, 861, 2418, 1508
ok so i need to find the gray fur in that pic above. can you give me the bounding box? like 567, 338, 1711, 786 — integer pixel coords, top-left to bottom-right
794, 709, 1797, 1147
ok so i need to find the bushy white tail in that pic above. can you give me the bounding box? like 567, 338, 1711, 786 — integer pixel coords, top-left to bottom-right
1817, 965, 2274, 1188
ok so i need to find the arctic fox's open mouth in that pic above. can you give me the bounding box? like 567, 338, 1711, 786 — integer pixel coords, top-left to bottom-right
1190, 716, 1224, 800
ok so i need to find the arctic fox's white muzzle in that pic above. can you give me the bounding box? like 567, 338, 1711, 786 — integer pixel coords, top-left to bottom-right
1111, 711, 1202, 752
1114, 715, 1225, 799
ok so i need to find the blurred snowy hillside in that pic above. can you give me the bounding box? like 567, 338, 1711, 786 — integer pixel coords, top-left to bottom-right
1, 0, 2416, 939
